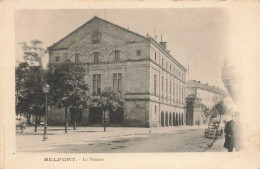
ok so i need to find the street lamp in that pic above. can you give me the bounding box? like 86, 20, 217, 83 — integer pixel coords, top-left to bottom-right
42, 84, 50, 141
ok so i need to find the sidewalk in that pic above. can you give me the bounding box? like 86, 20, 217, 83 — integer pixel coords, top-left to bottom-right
16, 125, 207, 152
206, 137, 226, 152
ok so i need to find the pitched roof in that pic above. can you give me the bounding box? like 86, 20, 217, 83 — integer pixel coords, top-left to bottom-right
48, 16, 148, 50
186, 80, 228, 96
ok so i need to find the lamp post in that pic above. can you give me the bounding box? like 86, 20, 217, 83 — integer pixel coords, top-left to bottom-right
42, 84, 50, 141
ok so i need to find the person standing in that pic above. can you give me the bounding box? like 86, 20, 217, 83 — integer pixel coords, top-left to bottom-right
223, 112, 241, 152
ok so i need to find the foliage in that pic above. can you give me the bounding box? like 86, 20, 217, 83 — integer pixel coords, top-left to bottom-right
97, 87, 125, 112
47, 60, 91, 132
214, 100, 228, 119
201, 104, 211, 118
19, 39, 47, 66
15, 62, 46, 117
47, 60, 91, 109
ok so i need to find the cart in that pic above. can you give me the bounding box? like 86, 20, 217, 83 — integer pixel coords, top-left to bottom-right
204, 121, 223, 139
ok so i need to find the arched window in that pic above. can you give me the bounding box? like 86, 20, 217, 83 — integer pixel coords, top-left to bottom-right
115, 50, 120, 61
94, 52, 99, 63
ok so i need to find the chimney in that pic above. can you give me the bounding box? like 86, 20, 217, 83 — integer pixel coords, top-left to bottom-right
159, 34, 167, 50
198, 81, 201, 84
206, 83, 208, 85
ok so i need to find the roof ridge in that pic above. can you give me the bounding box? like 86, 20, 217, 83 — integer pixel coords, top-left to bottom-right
48, 16, 148, 50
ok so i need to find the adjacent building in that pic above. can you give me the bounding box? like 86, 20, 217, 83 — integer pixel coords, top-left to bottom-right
47, 16, 187, 127
185, 80, 233, 125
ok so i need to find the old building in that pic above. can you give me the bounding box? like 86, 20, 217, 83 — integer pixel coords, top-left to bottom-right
48, 16, 187, 127
185, 80, 233, 125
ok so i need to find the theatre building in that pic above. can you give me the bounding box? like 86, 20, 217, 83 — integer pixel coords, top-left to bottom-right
48, 16, 187, 127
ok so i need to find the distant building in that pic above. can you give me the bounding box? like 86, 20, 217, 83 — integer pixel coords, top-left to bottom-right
47, 16, 187, 127
185, 80, 233, 125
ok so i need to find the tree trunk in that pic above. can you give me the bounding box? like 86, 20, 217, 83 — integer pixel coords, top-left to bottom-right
74, 115, 77, 130
65, 107, 68, 133
34, 115, 38, 132
103, 110, 106, 132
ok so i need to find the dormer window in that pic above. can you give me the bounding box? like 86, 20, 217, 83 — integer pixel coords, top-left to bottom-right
115, 50, 120, 61
94, 52, 99, 63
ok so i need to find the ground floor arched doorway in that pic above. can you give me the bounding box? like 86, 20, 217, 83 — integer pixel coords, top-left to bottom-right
161, 111, 164, 126
165, 112, 169, 126
89, 107, 102, 124
110, 107, 124, 124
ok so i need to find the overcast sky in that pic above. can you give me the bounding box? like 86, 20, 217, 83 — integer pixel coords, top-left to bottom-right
15, 9, 229, 89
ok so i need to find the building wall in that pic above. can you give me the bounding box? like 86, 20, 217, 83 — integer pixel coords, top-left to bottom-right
48, 18, 186, 127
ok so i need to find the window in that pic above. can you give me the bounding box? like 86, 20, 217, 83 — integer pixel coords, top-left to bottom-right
162, 76, 164, 97
154, 74, 157, 95
166, 78, 168, 99
173, 82, 175, 100
179, 85, 181, 103
115, 50, 120, 61
93, 74, 101, 95
136, 50, 141, 56
170, 65, 172, 72
75, 53, 79, 63
91, 31, 102, 44
170, 81, 171, 99
176, 84, 179, 102
94, 52, 99, 63
155, 105, 157, 114
55, 56, 60, 62
113, 73, 122, 92
162, 58, 164, 66
154, 52, 157, 61
166, 62, 168, 70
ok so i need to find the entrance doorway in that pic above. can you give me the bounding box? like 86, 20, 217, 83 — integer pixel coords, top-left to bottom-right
89, 107, 102, 124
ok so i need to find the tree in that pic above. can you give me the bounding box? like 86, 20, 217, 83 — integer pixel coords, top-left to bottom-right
15, 62, 46, 132
97, 87, 125, 132
19, 39, 47, 66
214, 100, 228, 123
47, 60, 91, 133
201, 104, 211, 124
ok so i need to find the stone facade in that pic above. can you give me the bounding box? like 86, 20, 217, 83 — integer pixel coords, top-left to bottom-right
48, 16, 186, 127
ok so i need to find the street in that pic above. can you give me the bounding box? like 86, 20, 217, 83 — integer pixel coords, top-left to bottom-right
16, 126, 224, 153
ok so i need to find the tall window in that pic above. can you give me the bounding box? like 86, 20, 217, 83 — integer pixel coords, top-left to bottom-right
166, 62, 168, 70
113, 73, 122, 92
170, 81, 171, 100
176, 84, 179, 102
162, 76, 164, 97
179, 85, 181, 103
75, 53, 79, 63
155, 105, 157, 114
170, 65, 172, 72
94, 52, 99, 63
173, 82, 175, 100
154, 52, 157, 61
166, 78, 168, 99
93, 74, 101, 95
154, 74, 157, 95
162, 58, 164, 66
115, 50, 120, 61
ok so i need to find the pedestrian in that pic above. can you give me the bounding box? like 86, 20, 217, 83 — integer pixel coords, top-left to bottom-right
223, 112, 241, 152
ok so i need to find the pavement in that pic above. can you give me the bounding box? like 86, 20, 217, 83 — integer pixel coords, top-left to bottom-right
16, 125, 224, 152
206, 137, 226, 152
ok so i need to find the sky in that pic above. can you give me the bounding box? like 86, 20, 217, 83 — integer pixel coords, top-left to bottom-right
15, 9, 230, 89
